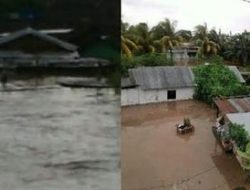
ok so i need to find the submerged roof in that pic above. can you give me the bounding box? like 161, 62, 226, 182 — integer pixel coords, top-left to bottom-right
214, 96, 250, 114
228, 66, 245, 83
129, 66, 195, 90
226, 112, 250, 133
0, 28, 77, 51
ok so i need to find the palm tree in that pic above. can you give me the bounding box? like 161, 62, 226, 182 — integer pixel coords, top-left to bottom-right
198, 37, 220, 55
210, 29, 229, 48
159, 36, 182, 52
121, 21, 138, 57
194, 23, 220, 56
151, 18, 177, 40
175, 30, 192, 42
151, 18, 184, 62
127, 23, 156, 54
121, 35, 137, 58
239, 31, 250, 65
214, 31, 250, 65
194, 23, 208, 41
230, 32, 250, 65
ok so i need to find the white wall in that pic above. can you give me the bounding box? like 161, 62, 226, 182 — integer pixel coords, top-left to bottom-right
121, 87, 194, 106
121, 88, 139, 106
176, 88, 194, 100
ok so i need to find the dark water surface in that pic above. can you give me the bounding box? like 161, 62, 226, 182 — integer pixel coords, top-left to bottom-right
0, 76, 120, 190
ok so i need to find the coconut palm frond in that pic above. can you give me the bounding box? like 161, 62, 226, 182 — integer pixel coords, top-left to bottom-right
149, 45, 156, 53
122, 43, 132, 58
121, 35, 138, 57
125, 38, 138, 50
207, 44, 211, 52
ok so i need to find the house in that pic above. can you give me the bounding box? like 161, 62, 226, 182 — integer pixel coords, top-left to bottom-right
122, 65, 246, 106
121, 66, 195, 106
167, 43, 199, 65
0, 27, 79, 67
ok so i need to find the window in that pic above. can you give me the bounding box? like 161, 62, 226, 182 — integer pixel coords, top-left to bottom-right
168, 90, 176, 100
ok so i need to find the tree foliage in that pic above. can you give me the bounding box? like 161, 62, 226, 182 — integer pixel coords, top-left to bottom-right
126, 23, 156, 55
122, 18, 250, 65
121, 35, 137, 58
229, 123, 249, 151
193, 62, 249, 104
121, 54, 173, 76
122, 19, 185, 57
194, 23, 220, 56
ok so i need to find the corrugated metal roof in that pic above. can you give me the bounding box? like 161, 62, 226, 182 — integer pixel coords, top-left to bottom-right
226, 112, 250, 133
0, 28, 77, 51
129, 66, 195, 90
214, 96, 250, 113
214, 99, 238, 113
228, 66, 245, 83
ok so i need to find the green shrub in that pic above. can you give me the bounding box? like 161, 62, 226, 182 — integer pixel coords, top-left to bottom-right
229, 123, 249, 151
193, 63, 249, 104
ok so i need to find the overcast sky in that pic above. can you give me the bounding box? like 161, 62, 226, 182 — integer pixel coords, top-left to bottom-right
122, 0, 250, 34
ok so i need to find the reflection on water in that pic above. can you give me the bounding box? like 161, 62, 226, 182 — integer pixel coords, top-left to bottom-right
0, 77, 120, 190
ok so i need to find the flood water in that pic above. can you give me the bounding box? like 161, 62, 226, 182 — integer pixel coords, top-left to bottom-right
122, 101, 250, 190
0, 74, 120, 190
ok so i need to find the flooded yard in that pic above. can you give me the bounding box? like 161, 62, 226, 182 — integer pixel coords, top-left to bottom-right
122, 100, 250, 190
0, 76, 120, 190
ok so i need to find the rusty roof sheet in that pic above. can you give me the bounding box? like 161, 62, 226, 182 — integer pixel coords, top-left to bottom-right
214, 96, 250, 114
214, 99, 238, 113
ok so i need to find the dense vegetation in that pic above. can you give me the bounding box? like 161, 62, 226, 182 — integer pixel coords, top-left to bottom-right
229, 123, 249, 151
121, 54, 172, 76
122, 19, 250, 65
193, 61, 249, 104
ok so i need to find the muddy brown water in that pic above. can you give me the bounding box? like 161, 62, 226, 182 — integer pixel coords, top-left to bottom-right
0, 76, 120, 190
122, 100, 250, 190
